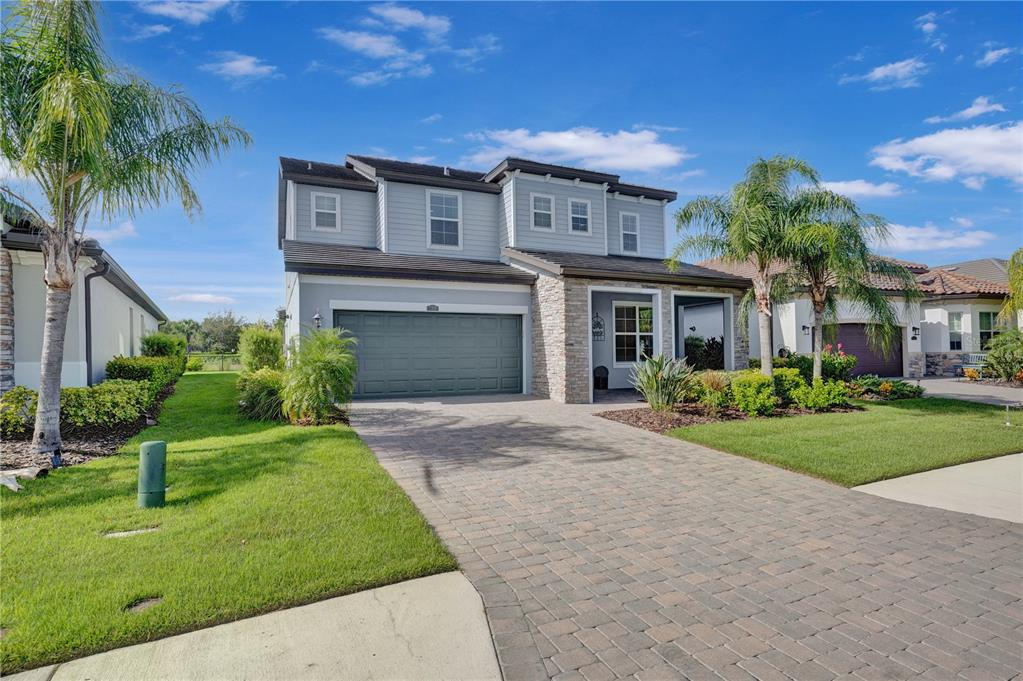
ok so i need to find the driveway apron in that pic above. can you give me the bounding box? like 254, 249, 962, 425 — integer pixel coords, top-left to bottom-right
351, 396, 1023, 681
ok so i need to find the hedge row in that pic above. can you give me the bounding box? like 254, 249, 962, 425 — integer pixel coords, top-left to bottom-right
0, 379, 152, 438
106, 355, 182, 405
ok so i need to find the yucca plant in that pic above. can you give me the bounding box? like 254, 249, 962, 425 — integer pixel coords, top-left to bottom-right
282, 329, 358, 424
630, 354, 697, 412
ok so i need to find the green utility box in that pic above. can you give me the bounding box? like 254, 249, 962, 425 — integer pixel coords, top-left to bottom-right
138, 441, 167, 508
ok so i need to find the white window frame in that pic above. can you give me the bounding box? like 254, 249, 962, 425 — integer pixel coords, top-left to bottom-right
425, 189, 463, 251
619, 212, 640, 254
529, 192, 555, 232
612, 301, 655, 368
948, 311, 963, 351
978, 310, 1001, 348
568, 198, 592, 236
310, 191, 341, 233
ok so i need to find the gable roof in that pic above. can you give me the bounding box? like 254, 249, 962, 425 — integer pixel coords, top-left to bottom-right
933, 258, 1009, 285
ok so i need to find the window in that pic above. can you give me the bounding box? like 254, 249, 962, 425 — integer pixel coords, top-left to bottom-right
979, 311, 1001, 348
427, 190, 461, 248
311, 192, 340, 232
620, 213, 639, 253
530, 193, 554, 231
613, 303, 654, 365
569, 199, 591, 234
948, 312, 962, 351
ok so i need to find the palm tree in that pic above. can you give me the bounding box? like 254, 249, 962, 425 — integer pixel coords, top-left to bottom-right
999, 247, 1023, 326
782, 214, 922, 381
669, 156, 846, 376
1, 0, 250, 465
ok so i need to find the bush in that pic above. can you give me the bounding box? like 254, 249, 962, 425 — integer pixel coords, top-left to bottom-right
772, 367, 805, 404
701, 337, 725, 370
849, 374, 924, 400
698, 370, 732, 414
963, 367, 981, 381
186, 356, 205, 372
683, 335, 704, 368
731, 371, 777, 416
106, 355, 180, 405
142, 332, 186, 358
283, 329, 358, 424
237, 368, 286, 421
631, 355, 699, 412
60, 380, 148, 429
984, 330, 1023, 381
792, 379, 850, 411
239, 326, 284, 372
0, 386, 37, 438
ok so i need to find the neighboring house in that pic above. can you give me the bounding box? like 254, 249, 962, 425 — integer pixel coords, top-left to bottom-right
700, 257, 1016, 377
1, 214, 167, 391
279, 155, 750, 403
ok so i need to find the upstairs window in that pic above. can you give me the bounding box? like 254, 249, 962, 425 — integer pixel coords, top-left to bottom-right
620, 213, 639, 253
948, 312, 962, 351
614, 303, 654, 365
569, 199, 591, 234
311, 192, 340, 232
428, 190, 461, 248
530, 193, 554, 231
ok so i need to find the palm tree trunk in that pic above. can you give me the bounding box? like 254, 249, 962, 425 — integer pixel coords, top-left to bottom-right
757, 311, 773, 377
34, 285, 72, 465
0, 246, 14, 394
812, 313, 824, 381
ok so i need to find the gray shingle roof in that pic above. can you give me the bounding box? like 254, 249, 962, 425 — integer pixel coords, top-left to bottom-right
934, 258, 1009, 285
280, 157, 377, 189
504, 248, 749, 288
282, 240, 536, 285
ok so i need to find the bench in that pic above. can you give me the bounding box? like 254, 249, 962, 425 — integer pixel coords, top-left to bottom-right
957, 353, 987, 379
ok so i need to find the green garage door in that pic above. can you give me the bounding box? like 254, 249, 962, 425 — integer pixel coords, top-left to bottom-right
334, 310, 523, 398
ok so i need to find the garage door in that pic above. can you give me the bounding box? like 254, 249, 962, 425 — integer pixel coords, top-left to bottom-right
334, 310, 522, 398
835, 324, 903, 377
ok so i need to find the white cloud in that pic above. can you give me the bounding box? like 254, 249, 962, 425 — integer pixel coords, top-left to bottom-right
138, 0, 231, 25
124, 23, 171, 41
199, 52, 279, 84
420, 113, 442, 124
87, 221, 138, 244
951, 216, 974, 227
839, 57, 928, 90
821, 179, 903, 198
632, 123, 683, 133
870, 121, 1023, 189
461, 127, 691, 172
319, 29, 410, 59
451, 34, 501, 69
925, 96, 1007, 124
976, 46, 1016, 67
168, 293, 237, 304
0, 157, 27, 181
914, 11, 948, 52
366, 3, 450, 43
881, 223, 997, 252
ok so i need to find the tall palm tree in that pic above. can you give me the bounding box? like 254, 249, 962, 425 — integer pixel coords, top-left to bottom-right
669, 156, 847, 376
999, 247, 1023, 326
782, 214, 922, 380
1, 0, 250, 465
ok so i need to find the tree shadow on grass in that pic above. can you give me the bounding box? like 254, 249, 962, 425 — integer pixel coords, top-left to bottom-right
881, 397, 1010, 415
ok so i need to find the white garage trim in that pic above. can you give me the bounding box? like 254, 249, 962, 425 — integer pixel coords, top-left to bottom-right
329, 300, 528, 315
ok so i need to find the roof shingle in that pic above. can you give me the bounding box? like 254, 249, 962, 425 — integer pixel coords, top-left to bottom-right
506, 248, 749, 287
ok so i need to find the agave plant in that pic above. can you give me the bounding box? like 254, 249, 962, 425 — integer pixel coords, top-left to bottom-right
630, 354, 698, 412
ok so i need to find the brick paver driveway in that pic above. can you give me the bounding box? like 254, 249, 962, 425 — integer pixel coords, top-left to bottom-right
351, 396, 1022, 681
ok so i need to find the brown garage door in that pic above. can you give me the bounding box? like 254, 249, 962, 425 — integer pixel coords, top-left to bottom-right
835, 324, 903, 377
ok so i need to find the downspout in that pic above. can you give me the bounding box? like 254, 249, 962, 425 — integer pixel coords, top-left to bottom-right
84, 259, 109, 386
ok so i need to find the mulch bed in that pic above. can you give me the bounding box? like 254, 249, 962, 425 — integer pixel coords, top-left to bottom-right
1, 385, 175, 472
597, 402, 860, 435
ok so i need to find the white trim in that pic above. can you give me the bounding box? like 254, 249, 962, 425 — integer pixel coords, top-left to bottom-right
330, 300, 528, 315
608, 191, 663, 206
611, 300, 656, 369
509, 171, 519, 247
529, 192, 556, 232
378, 179, 388, 251
285, 180, 296, 240
602, 182, 609, 256
425, 188, 463, 251
619, 211, 640, 254
300, 274, 531, 292
568, 198, 592, 236
310, 190, 341, 233
518, 170, 606, 191
586, 285, 663, 403
669, 290, 736, 371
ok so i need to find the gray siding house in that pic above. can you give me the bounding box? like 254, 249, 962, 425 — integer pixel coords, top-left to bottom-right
279, 155, 750, 403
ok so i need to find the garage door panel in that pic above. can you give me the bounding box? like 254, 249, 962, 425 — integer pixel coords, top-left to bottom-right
335, 310, 523, 398
835, 324, 903, 377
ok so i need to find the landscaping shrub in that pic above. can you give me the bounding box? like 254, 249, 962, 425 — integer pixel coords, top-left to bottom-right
730, 371, 777, 416
772, 367, 805, 404
106, 355, 180, 405
820, 344, 858, 381
237, 368, 286, 421
849, 375, 924, 400
683, 335, 704, 368
186, 356, 205, 372
963, 367, 981, 381
282, 328, 358, 424
0, 386, 37, 438
239, 326, 284, 372
683, 336, 726, 371
60, 380, 148, 429
791, 379, 850, 411
698, 370, 732, 414
784, 354, 814, 382
142, 331, 187, 374
984, 330, 1023, 381
631, 355, 699, 412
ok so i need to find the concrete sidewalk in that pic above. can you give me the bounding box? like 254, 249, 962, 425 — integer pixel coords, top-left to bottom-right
854, 453, 1023, 523
5, 572, 500, 681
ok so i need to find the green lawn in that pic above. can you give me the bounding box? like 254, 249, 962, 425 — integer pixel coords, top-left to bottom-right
671, 398, 1022, 487
0, 373, 455, 673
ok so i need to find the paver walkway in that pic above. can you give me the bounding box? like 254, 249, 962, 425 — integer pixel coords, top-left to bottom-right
352, 396, 1023, 681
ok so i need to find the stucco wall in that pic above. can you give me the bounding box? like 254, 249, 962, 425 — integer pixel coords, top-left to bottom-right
88, 275, 160, 384
921, 300, 1012, 353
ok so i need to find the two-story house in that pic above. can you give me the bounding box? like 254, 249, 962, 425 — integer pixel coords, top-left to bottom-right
278, 155, 750, 403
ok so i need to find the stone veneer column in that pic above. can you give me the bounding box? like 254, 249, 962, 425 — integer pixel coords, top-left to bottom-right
530, 272, 566, 401
906, 352, 925, 378
0, 246, 13, 393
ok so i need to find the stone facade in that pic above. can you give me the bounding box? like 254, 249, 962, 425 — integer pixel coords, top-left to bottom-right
0, 247, 13, 393
906, 351, 925, 378
925, 351, 966, 377
532, 272, 750, 403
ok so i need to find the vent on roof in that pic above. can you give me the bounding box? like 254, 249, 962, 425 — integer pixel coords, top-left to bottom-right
943, 266, 958, 271
443, 166, 450, 177
307, 162, 312, 171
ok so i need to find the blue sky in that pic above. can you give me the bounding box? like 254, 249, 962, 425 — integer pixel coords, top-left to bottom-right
44, 2, 1023, 321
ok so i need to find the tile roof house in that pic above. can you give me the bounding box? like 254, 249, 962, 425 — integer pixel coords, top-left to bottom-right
279, 154, 750, 402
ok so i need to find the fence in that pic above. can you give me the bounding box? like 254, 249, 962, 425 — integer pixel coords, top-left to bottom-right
189, 353, 242, 372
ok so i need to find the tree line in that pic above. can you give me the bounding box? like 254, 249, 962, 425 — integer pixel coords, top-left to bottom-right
161, 309, 285, 354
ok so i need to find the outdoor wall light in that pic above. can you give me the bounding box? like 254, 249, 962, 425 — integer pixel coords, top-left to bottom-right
312, 310, 322, 329
801, 325, 811, 335
911, 326, 919, 340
